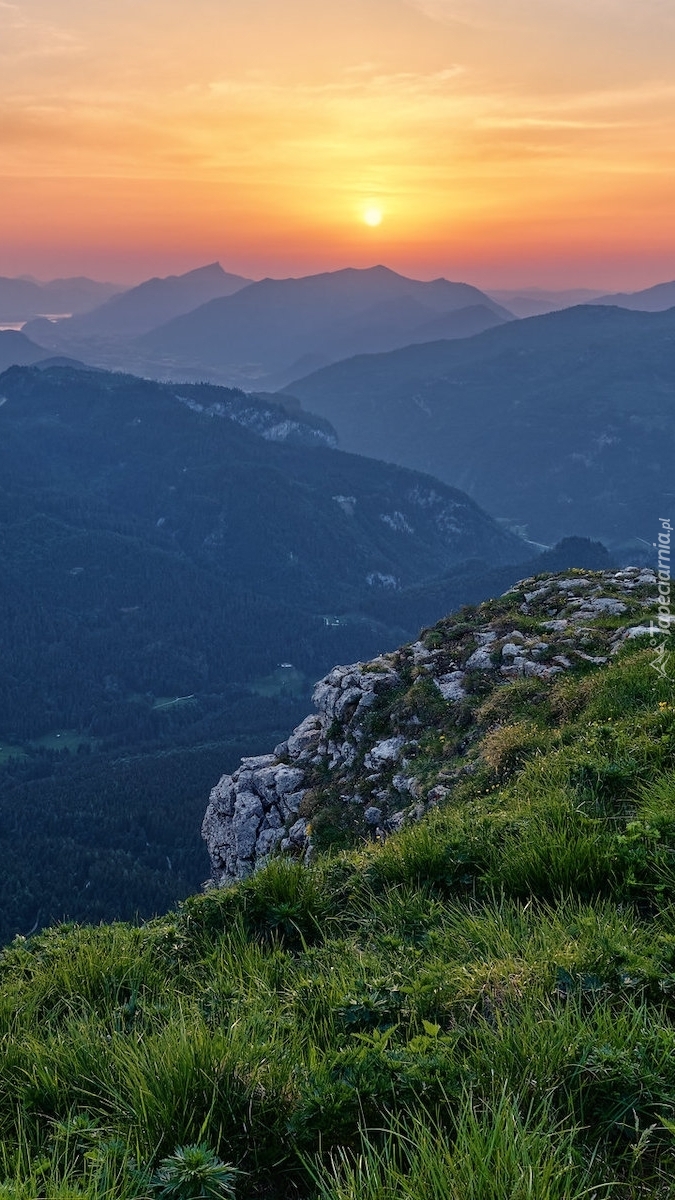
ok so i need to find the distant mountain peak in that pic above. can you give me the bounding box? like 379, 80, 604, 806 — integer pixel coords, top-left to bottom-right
28, 262, 252, 341
159, 262, 232, 282
590, 278, 675, 313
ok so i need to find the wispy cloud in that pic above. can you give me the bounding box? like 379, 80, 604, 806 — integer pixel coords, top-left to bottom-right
0, 2, 84, 61
407, 0, 674, 30
208, 64, 465, 102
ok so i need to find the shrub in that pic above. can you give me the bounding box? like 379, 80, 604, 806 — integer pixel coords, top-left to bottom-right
152, 1144, 240, 1200
241, 857, 332, 948
481, 721, 550, 777
365, 816, 478, 892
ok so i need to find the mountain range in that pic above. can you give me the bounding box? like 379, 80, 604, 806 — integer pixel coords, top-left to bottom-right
23, 265, 511, 388
13, 261, 675, 404
489, 278, 675, 316
0, 275, 120, 322
24, 262, 250, 343
285, 302, 675, 552
7, 263, 674, 559
135, 265, 511, 387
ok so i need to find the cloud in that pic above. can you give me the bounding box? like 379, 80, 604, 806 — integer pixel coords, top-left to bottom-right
407, 0, 674, 29
208, 64, 465, 102
0, 3, 84, 61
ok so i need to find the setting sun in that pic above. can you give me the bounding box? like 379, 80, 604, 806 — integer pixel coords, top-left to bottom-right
363, 207, 383, 228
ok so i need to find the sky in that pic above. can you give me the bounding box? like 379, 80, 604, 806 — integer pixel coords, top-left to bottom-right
1, 0, 675, 288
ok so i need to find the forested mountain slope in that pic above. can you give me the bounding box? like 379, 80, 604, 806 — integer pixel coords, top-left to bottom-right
286, 303, 675, 551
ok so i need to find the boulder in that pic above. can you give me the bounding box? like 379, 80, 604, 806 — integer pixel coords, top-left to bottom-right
364, 737, 406, 769
466, 646, 494, 670
435, 671, 466, 701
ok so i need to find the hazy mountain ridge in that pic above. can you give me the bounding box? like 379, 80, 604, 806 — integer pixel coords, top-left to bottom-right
136, 265, 512, 388
487, 286, 605, 317
14, 265, 512, 389
0, 330, 55, 371
285, 303, 675, 551
25, 262, 251, 343
0, 275, 121, 321
589, 278, 675, 312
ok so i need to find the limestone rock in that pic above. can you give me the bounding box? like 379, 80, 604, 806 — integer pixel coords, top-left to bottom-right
288, 818, 310, 847
287, 715, 322, 761
202, 652, 401, 884
411, 640, 433, 664
232, 792, 264, 861
619, 624, 653, 641
501, 642, 522, 659
364, 737, 406, 769
256, 827, 286, 858
435, 670, 467, 701
475, 630, 497, 645
466, 646, 494, 670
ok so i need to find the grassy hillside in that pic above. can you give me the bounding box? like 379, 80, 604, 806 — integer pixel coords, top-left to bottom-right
0, 570, 674, 1198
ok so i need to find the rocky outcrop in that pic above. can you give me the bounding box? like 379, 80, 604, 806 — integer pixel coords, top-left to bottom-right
203, 565, 664, 885
202, 658, 401, 883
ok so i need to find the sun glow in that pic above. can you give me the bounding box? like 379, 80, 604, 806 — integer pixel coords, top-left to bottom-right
363, 206, 383, 227
1, 1, 675, 285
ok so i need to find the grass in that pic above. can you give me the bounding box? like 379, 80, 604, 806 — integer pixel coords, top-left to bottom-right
0, 592, 674, 1197
309, 1092, 609, 1200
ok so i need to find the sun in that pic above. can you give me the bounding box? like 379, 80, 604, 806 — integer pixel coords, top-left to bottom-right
363, 206, 383, 227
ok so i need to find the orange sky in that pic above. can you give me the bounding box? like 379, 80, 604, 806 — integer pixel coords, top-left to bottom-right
1, 0, 675, 288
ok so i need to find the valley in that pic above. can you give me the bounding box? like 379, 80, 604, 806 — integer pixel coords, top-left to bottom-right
0, 361, 557, 941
